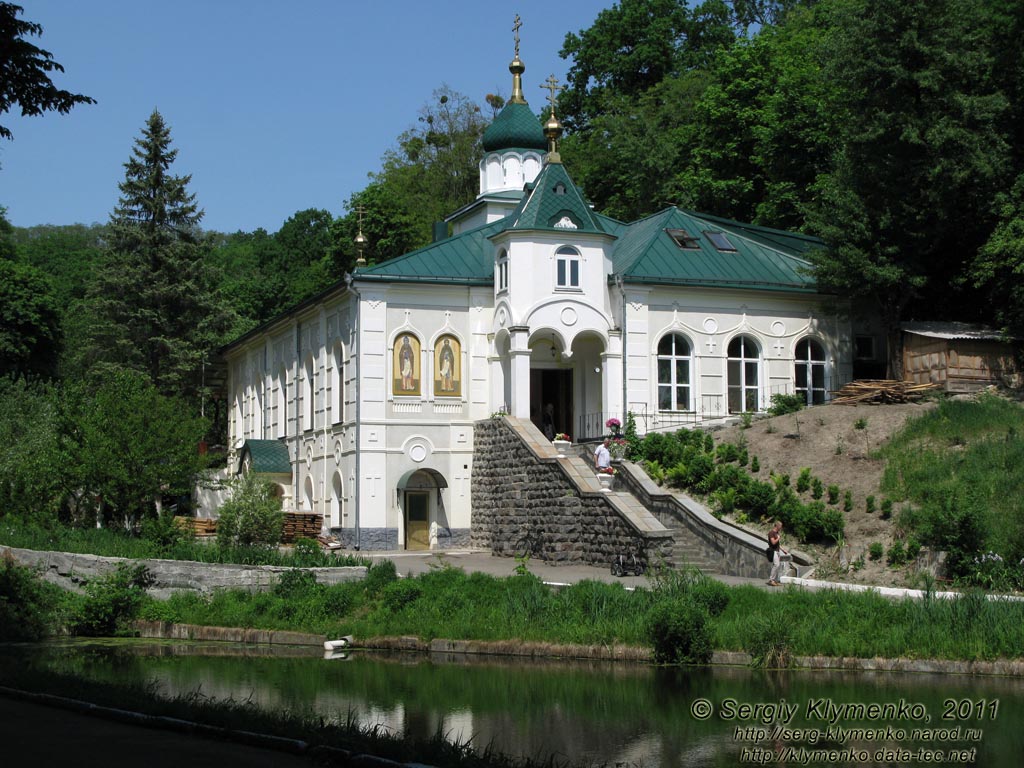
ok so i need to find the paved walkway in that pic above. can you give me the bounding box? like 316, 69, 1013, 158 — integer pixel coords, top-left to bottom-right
357, 547, 773, 590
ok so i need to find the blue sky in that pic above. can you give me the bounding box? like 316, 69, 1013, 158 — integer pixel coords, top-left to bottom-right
2, 0, 612, 233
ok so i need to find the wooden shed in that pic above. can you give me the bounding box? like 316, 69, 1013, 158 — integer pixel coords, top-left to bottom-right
902, 322, 1020, 392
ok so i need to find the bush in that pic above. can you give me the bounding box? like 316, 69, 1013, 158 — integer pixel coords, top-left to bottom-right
363, 559, 399, 595
381, 579, 425, 611
865, 495, 876, 514
273, 568, 319, 599
887, 540, 907, 567
750, 456, 760, 473
646, 600, 713, 665
796, 468, 812, 494
0, 555, 59, 640
827, 485, 840, 505
768, 393, 805, 416
843, 490, 854, 513
715, 442, 740, 464
869, 542, 884, 561
745, 609, 794, 668
811, 477, 824, 500
141, 511, 192, 555
71, 563, 154, 636
216, 474, 284, 549
738, 480, 775, 520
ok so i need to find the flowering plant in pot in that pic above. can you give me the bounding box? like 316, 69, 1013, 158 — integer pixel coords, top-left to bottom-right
605, 417, 622, 435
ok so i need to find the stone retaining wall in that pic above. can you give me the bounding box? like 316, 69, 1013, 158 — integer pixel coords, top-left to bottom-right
470, 417, 673, 566
2, 546, 367, 598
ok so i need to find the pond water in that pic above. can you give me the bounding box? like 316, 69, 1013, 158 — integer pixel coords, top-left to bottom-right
3, 640, 1023, 767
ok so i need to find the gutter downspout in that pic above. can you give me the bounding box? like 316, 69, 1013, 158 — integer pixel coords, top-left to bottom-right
294, 320, 301, 509
348, 276, 362, 550
617, 274, 627, 426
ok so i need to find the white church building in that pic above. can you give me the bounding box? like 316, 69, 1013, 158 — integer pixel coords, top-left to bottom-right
219, 37, 852, 551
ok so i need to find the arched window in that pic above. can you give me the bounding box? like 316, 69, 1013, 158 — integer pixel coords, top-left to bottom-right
795, 338, 827, 405
657, 333, 692, 411
727, 335, 761, 413
303, 474, 314, 512
496, 248, 509, 293
252, 375, 264, 438
331, 472, 343, 528
555, 246, 581, 289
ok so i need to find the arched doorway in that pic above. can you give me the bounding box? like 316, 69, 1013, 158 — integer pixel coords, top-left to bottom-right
529, 331, 572, 440
397, 468, 449, 551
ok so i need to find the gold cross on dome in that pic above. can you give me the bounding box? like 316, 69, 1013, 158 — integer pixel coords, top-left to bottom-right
541, 74, 564, 112
513, 15, 522, 58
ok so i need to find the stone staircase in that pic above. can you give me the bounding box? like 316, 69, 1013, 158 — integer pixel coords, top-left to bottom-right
668, 533, 722, 574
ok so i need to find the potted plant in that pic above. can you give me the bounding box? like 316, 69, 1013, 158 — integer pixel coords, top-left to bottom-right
605, 417, 622, 436
553, 432, 571, 457
597, 464, 615, 491
609, 436, 628, 462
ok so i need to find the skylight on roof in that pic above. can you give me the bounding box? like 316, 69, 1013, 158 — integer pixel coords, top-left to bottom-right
666, 228, 700, 249
704, 231, 736, 251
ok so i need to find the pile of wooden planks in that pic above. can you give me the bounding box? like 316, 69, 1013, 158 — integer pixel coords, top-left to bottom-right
831, 379, 939, 405
175, 516, 218, 536
282, 512, 324, 543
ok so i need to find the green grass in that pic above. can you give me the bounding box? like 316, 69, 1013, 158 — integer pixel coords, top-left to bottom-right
880, 394, 1024, 584
137, 561, 1024, 663
0, 518, 369, 568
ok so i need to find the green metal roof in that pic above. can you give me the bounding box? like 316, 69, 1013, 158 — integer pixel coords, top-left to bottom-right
481, 101, 547, 152
507, 162, 607, 235
238, 439, 292, 475
611, 208, 820, 293
355, 217, 506, 284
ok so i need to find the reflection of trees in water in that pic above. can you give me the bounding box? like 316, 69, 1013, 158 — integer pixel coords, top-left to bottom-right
11, 642, 1024, 767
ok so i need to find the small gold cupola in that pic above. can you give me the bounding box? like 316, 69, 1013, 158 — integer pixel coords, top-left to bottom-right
541, 74, 565, 163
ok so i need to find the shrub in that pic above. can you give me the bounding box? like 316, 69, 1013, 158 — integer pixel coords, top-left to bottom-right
273, 568, 318, 599
869, 542, 884, 561
0, 556, 59, 640
740, 412, 753, 429
644, 460, 666, 486
216, 474, 284, 549
865, 495, 876, 514
71, 563, 154, 636
646, 600, 713, 665
381, 579, 425, 611
767, 393, 805, 416
822, 507, 846, 544
881, 499, 894, 519
363, 559, 398, 595
905, 538, 921, 562
827, 485, 840, 505
854, 417, 868, 430
811, 477, 824, 500
796, 468, 812, 494
737, 447, 748, 467
715, 442, 740, 464
141, 511, 193, 555
745, 609, 793, 668
291, 537, 323, 567
738, 480, 775, 520
712, 487, 737, 517
887, 540, 907, 567
750, 456, 760, 473
843, 491, 853, 513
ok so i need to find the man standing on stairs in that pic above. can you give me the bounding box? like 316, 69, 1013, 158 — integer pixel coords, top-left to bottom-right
595, 437, 612, 473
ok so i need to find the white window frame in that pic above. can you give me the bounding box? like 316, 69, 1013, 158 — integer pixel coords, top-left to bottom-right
555, 245, 581, 290
656, 333, 692, 412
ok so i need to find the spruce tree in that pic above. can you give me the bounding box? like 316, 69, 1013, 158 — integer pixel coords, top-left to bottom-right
75, 110, 232, 403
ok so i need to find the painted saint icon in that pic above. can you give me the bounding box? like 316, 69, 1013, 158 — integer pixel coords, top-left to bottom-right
393, 334, 420, 396
434, 335, 461, 397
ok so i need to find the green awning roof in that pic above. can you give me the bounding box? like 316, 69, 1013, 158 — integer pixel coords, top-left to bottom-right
238, 439, 292, 475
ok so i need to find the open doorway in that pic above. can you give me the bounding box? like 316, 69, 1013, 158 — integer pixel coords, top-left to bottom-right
530, 369, 572, 439
404, 490, 430, 550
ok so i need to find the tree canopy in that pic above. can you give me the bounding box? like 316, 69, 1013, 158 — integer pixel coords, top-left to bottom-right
0, 2, 94, 141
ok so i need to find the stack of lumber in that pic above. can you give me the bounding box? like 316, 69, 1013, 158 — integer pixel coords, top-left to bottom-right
174, 516, 218, 536
282, 512, 323, 543
831, 379, 939, 405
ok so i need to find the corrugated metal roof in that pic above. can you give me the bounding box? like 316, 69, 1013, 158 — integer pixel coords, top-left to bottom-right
902, 322, 1014, 341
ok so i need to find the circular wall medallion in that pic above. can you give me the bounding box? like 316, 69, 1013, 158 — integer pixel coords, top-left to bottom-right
703, 317, 719, 333
497, 307, 508, 327
771, 321, 786, 335
334, 440, 343, 465
409, 444, 427, 463
560, 307, 578, 327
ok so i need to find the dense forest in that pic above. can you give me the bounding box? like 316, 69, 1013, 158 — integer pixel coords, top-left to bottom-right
2, 0, 1024, 526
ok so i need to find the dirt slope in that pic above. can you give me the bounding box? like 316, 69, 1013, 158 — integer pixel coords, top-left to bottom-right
709, 400, 938, 586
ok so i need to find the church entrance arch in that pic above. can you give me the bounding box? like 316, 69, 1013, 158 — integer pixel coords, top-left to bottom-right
528, 331, 572, 440
396, 468, 448, 551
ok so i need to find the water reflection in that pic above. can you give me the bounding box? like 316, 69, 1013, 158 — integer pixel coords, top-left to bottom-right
4, 640, 1023, 767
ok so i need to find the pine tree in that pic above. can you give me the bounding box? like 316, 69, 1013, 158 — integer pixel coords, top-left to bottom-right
74, 110, 233, 403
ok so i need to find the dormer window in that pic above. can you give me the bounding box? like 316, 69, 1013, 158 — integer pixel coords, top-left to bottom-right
554, 183, 566, 195
667, 228, 700, 249
704, 230, 736, 251
496, 248, 509, 292
555, 245, 581, 289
